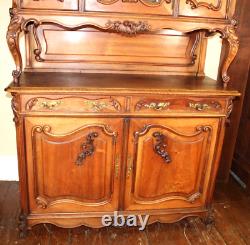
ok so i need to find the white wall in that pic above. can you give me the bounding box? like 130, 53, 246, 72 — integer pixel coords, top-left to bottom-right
0, 1, 222, 180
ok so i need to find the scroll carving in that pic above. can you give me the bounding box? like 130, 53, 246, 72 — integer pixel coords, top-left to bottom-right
152, 132, 171, 163
186, 0, 222, 11
11, 93, 21, 126
36, 196, 48, 209
98, 0, 171, 7
7, 8, 24, 83
76, 132, 99, 166
226, 98, 233, 124
105, 20, 151, 35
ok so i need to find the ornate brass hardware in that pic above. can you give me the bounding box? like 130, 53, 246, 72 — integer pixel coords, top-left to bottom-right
83, 99, 121, 112
136, 101, 170, 111
40, 100, 61, 110
76, 132, 99, 166
152, 132, 171, 163
189, 102, 209, 111
127, 155, 133, 178
115, 155, 120, 178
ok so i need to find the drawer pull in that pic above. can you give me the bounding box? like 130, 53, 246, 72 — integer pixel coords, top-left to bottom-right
189, 102, 209, 111
76, 132, 98, 166
136, 101, 170, 111
153, 132, 171, 163
40, 101, 61, 110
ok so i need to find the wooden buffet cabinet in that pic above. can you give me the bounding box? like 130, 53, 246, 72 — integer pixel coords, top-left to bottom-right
6, 0, 241, 237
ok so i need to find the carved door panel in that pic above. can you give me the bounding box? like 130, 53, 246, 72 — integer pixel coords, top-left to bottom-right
20, 0, 79, 10
84, 0, 173, 16
179, 0, 230, 19
25, 117, 122, 213
124, 118, 220, 210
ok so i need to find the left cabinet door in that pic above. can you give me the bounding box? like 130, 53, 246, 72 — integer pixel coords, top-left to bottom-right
24, 117, 123, 213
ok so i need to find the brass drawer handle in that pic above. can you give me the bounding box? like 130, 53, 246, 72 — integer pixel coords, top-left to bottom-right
40, 101, 61, 110
76, 132, 98, 166
136, 101, 170, 111
145, 102, 170, 111
153, 132, 171, 163
189, 102, 209, 111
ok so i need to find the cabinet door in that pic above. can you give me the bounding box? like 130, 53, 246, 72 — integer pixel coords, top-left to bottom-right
25, 117, 122, 213
20, 0, 79, 10
179, 0, 229, 19
124, 118, 220, 210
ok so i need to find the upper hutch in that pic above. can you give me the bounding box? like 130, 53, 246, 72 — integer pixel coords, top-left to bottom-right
6, 0, 240, 237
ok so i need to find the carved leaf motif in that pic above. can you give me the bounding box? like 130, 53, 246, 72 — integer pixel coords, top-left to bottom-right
76, 132, 99, 165
106, 20, 151, 35
152, 132, 171, 163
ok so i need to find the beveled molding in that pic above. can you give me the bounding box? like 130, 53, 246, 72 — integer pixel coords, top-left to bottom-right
31, 124, 117, 210
98, 0, 171, 7
186, 0, 222, 11
133, 124, 212, 204
7, 8, 239, 86
26, 209, 210, 229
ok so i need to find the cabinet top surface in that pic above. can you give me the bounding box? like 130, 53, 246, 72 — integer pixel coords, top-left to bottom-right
6, 72, 240, 96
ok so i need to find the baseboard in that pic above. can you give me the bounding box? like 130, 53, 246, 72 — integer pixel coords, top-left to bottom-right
0, 155, 18, 180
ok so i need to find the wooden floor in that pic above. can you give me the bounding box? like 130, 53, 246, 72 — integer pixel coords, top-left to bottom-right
0, 178, 249, 245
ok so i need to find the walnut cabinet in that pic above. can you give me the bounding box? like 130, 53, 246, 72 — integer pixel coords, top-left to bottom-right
6, 0, 240, 238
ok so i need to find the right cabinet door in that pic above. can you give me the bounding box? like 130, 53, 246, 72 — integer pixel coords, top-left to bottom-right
179, 0, 230, 19
124, 118, 221, 211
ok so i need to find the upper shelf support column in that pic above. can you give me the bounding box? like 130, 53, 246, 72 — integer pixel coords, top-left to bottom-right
221, 20, 239, 87
6, 8, 24, 84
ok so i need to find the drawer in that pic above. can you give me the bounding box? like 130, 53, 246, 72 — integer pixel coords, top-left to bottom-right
131, 96, 227, 115
84, 0, 173, 16
20, 0, 79, 11
179, 0, 228, 19
23, 95, 126, 114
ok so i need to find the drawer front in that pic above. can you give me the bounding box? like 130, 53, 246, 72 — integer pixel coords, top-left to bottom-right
179, 0, 228, 19
131, 96, 227, 115
23, 95, 126, 114
20, 0, 79, 10
84, 0, 173, 16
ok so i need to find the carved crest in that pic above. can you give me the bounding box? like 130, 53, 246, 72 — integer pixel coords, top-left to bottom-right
106, 20, 151, 35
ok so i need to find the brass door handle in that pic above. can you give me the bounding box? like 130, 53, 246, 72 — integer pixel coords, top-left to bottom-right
127, 156, 133, 178
115, 155, 119, 178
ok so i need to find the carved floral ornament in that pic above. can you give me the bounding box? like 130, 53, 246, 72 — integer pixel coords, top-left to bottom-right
7, 8, 239, 87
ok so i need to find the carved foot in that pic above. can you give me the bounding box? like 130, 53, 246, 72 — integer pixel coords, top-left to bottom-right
19, 213, 28, 238
203, 209, 215, 227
